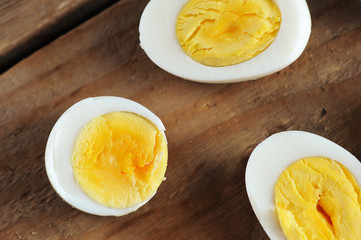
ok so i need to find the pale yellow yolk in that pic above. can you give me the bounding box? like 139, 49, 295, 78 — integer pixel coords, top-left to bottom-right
176, 0, 281, 67
274, 157, 361, 240
71, 112, 167, 208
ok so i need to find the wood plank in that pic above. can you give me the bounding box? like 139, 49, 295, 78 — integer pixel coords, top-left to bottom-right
0, 0, 360, 239
0, 0, 118, 72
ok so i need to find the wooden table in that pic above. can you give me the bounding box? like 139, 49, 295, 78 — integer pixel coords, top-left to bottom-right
1, 0, 360, 239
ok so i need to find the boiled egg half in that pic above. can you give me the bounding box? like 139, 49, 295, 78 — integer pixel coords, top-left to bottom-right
139, 0, 311, 83
245, 131, 361, 239
45, 96, 167, 216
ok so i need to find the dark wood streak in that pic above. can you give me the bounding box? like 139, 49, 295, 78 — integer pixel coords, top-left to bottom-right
0, 0, 120, 73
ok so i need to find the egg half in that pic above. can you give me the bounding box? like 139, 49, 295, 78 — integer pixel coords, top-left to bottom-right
45, 96, 167, 216
139, 0, 311, 83
245, 131, 361, 239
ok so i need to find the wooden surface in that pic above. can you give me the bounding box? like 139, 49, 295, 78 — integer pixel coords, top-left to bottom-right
0, 0, 118, 72
0, 0, 360, 239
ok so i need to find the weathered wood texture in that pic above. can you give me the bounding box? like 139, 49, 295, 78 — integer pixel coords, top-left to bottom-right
0, 0, 360, 239
0, 0, 118, 72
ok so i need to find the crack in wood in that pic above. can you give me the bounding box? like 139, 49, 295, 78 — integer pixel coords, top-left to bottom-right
0, 0, 121, 74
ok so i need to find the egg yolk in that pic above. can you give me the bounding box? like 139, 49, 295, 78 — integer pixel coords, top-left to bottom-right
71, 112, 167, 208
176, 0, 281, 67
274, 157, 361, 240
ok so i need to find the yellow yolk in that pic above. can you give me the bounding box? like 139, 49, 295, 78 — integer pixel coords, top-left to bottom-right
71, 112, 167, 208
176, 0, 281, 67
274, 157, 361, 240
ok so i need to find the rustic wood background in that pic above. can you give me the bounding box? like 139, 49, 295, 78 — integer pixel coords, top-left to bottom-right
0, 0, 360, 239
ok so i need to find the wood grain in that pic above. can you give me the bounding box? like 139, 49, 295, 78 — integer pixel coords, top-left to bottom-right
0, 0, 119, 72
0, 0, 360, 239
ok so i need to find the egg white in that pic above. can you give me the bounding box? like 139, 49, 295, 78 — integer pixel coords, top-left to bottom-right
45, 96, 166, 216
245, 130, 361, 239
139, 0, 311, 83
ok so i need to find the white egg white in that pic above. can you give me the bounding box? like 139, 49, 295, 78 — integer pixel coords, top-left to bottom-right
45, 96, 166, 216
139, 0, 311, 83
245, 130, 361, 239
